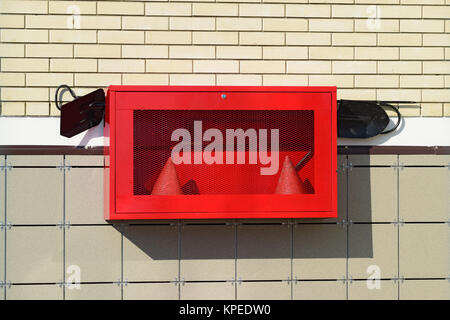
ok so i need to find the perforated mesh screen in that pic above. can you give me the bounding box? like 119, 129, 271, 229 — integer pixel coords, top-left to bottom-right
134, 110, 314, 195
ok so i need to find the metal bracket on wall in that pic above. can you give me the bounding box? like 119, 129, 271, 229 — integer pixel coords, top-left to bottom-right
171, 277, 185, 286
282, 220, 296, 228
170, 221, 185, 229
56, 163, 71, 171
389, 164, 399, 171
64, 162, 73, 170
346, 161, 353, 172
392, 276, 405, 284
225, 221, 243, 228
341, 276, 353, 284
392, 219, 405, 227
285, 276, 298, 285
114, 279, 128, 288
227, 277, 242, 286
0, 162, 12, 171
0, 223, 12, 230
337, 219, 352, 227
338, 158, 348, 172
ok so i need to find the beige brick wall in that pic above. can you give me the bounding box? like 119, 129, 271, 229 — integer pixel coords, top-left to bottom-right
0, 0, 449, 116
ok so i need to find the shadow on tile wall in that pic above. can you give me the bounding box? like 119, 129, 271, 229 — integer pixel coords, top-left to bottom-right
116, 155, 374, 260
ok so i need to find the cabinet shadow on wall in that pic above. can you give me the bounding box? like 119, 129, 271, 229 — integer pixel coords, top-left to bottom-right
115, 155, 374, 260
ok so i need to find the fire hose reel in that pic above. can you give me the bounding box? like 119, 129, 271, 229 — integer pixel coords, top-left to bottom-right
56, 85, 415, 220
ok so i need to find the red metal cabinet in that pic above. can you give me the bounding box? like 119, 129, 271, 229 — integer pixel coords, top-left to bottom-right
105, 86, 337, 220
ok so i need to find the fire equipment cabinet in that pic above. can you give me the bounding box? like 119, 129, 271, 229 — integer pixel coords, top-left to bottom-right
105, 86, 337, 220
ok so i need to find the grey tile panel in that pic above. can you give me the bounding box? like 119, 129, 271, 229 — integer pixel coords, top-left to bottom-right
180, 224, 235, 281
65, 168, 106, 225
6, 226, 63, 284
399, 155, 450, 166
0, 229, 4, 284
65, 155, 104, 167
0, 156, 5, 224
348, 167, 398, 223
399, 167, 449, 222
237, 224, 291, 281
6, 284, 63, 300
64, 283, 121, 300
123, 283, 179, 300
65, 226, 121, 283
6, 155, 64, 167
293, 280, 347, 300
237, 282, 291, 300
348, 224, 398, 279
399, 279, 450, 300
399, 223, 449, 279
122, 225, 178, 282
7, 168, 63, 225
293, 224, 347, 280
180, 282, 235, 300
349, 155, 398, 166
1, 153, 449, 299
348, 280, 398, 300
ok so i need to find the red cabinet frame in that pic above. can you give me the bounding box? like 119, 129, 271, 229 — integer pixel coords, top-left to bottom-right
105, 86, 337, 220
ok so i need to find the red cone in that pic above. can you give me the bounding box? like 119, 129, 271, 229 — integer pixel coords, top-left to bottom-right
274, 156, 305, 194
150, 157, 183, 195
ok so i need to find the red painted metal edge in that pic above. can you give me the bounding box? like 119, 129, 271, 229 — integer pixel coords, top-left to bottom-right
106, 86, 337, 220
